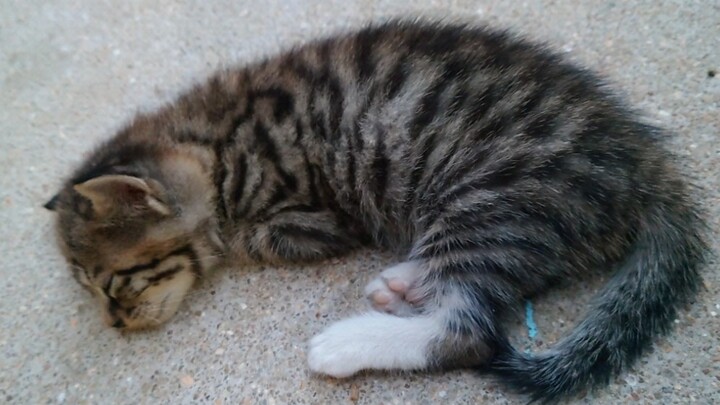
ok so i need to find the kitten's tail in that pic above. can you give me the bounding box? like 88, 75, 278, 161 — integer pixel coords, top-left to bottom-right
488, 199, 707, 403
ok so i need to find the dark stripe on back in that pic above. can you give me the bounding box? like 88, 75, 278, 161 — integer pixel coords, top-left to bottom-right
385, 58, 409, 100
294, 119, 305, 145
252, 122, 298, 191
351, 91, 370, 151
411, 26, 465, 56
252, 87, 295, 122
462, 83, 500, 131
289, 57, 317, 82
403, 131, 438, 217
214, 107, 250, 222
355, 28, 380, 81
447, 87, 470, 117
212, 141, 230, 221
237, 170, 265, 218
524, 110, 560, 139
252, 121, 279, 160
327, 74, 344, 142
416, 134, 464, 202
346, 143, 357, 194
435, 152, 529, 208
371, 129, 390, 208
408, 76, 447, 140
230, 153, 248, 201
310, 110, 328, 140
204, 76, 239, 124
302, 152, 321, 207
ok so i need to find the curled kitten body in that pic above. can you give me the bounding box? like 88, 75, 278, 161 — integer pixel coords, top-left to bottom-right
46, 20, 707, 402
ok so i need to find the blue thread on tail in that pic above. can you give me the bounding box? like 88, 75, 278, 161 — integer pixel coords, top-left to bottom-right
525, 300, 538, 338
524, 300, 538, 354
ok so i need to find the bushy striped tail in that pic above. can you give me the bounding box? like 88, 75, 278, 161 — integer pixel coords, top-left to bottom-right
489, 200, 707, 402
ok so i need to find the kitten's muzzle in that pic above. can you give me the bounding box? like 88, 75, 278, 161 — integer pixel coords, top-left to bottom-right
105, 296, 129, 328
111, 318, 126, 328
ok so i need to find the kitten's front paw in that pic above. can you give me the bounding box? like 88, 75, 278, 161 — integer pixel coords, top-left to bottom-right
364, 261, 424, 316
308, 319, 368, 378
308, 312, 435, 377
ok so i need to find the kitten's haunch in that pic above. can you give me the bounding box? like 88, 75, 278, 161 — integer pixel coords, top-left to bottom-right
45, 20, 707, 402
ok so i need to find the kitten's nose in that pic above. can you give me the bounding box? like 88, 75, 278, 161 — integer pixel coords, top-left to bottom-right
111, 318, 126, 328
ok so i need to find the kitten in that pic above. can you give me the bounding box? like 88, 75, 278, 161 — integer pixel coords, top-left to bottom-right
45, 20, 707, 402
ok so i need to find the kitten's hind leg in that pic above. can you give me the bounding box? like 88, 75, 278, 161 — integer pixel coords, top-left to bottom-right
309, 279, 496, 377
364, 261, 425, 316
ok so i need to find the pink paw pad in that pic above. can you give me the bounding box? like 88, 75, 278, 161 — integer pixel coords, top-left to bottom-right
364, 261, 424, 316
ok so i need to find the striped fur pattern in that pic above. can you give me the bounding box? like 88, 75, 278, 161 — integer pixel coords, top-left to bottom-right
46, 20, 707, 402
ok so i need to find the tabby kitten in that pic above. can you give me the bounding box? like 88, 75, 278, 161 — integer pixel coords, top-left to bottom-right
45, 20, 706, 402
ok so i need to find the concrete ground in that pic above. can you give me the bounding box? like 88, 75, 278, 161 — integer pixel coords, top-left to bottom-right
1, 0, 718, 403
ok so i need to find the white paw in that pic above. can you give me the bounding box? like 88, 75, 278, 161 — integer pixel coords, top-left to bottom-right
308, 312, 438, 377
308, 320, 367, 378
364, 261, 424, 316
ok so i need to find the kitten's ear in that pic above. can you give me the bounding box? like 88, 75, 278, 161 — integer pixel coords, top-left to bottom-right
73, 175, 171, 217
44, 194, 60, 211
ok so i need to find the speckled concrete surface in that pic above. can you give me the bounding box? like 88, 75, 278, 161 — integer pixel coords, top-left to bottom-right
1, 1, 718, 404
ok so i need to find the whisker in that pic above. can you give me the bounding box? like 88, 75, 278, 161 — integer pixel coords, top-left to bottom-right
193, 254, 225, 262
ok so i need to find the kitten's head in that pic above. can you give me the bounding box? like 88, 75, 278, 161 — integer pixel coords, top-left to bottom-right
46, 144, 223, 329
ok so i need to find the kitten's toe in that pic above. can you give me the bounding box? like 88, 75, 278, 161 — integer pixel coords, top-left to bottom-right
364, 261, 424, 316
365, 278, 416, 316
308, 323, 365, 378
